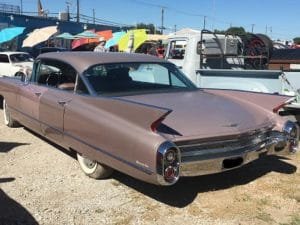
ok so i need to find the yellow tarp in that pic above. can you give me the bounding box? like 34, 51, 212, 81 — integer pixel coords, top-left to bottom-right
118, 29, 147, 52
147, 34, 167, 41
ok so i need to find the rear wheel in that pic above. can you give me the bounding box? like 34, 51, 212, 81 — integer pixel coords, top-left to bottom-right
3, 99, 19, 127
14, 72, 25, 77
77, 153, 113, 179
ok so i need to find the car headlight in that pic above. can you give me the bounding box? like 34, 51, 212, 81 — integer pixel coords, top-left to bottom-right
283, 120, 299, 153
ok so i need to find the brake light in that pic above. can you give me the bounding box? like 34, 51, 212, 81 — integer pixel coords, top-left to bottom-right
164, 166, 177, 182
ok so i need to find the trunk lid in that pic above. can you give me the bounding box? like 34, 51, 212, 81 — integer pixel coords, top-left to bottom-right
119, 90, 273, 139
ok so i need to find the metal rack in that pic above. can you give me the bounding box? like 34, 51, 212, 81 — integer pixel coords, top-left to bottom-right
199, 29, 271, 70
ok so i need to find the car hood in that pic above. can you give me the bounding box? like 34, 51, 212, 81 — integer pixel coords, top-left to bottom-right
118, 90, 274, 139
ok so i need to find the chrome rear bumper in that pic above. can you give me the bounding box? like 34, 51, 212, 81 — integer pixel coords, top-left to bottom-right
178, 130, 298, 177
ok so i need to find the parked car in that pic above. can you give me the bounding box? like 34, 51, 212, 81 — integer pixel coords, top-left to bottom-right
0, 52, 298, 186
22, 47, 69, 58
0, 52, 34, 77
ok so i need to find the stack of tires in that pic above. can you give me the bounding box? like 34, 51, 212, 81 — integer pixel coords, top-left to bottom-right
240, 33, 273, 70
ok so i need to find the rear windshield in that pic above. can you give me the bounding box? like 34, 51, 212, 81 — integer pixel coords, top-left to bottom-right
84, 62, 196, 96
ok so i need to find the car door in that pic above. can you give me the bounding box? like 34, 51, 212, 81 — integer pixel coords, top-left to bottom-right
18, 59, 48, 132
0, 54, 11, 76
37, 59, 77, 145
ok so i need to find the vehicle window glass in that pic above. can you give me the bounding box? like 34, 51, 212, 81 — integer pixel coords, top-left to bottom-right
9, 54, 33, 63
0, 54, 9, 63
167, 40, 187, 59
76, 77, 89, 95
36, 60, 77, 92
84, 62, 196, 96
129, 64, 186, 87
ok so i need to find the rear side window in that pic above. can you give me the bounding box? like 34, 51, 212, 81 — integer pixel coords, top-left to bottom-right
0, 54, 9, 63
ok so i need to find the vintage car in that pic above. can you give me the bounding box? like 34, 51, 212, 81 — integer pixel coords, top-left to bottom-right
0, 52, 34, 77
0, 52, 299, 186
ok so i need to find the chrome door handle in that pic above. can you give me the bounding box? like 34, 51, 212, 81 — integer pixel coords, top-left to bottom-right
57, 99, 72, 106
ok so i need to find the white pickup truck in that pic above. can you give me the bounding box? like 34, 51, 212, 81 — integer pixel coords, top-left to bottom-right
165, 30, 300, 110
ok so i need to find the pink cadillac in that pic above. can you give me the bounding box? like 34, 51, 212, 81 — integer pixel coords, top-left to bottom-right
0, 52, 298, 186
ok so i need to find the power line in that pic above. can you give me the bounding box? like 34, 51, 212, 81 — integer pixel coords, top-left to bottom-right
127, 0, 166, 8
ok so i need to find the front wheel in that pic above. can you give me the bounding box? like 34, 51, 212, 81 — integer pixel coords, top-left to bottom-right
77, 153, 113, 179
3, 99, 19, 127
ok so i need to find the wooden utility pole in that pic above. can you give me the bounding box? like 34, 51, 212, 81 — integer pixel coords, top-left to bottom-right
76, 0, 80, 22
20, 0, 23, 14
93, 8, 95, 24
161, 7, 164, 34
66, 1, 71, 21
203, 16, 206, 29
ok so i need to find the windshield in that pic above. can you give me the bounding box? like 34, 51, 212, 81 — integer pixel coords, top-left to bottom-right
84, 62, 196, 96
10, 54, 33, 63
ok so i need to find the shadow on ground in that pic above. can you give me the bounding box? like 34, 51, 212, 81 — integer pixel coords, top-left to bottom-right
19, 128, 298, 208
112, 155, 297, 207
0, 180, 38, 225
0, 177, 15, 183
0, 142, 29, 153
24, 128, 76, 159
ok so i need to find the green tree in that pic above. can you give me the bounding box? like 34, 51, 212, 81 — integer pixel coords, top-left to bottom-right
135, 23, 161, 34
213, 29, 225, 34
226, 27, 246, 35
293, 37, 300, 44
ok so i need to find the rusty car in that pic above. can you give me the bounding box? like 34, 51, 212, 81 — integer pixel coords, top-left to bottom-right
0, 52, 298, 185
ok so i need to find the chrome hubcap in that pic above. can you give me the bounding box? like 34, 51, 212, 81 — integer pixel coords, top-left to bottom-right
83, 158, 96, 169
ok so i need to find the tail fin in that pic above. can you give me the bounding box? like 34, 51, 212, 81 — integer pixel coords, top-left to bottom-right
205, 89, 295, 113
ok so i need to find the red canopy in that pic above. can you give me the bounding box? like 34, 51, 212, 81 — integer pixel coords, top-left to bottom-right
72, 30, 112, 49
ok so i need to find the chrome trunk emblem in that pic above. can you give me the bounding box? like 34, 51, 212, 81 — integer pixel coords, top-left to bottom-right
222, 123, 239, 128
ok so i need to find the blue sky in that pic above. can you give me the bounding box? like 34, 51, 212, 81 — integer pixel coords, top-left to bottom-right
4, 0, 299, 40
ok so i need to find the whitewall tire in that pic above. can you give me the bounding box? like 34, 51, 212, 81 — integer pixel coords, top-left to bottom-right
3, 99, 18, 128
77, 153, 113, 179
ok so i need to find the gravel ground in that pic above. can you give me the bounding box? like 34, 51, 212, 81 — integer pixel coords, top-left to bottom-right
0, 109, 300, 225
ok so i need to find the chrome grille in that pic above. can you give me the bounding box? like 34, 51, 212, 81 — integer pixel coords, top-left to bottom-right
177, 130, 270, 163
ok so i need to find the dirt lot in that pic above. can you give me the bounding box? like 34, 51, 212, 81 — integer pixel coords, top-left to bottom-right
0, 109, 299, 225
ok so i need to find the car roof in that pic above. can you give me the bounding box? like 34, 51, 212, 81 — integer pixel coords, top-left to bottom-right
0, 51, 29, 55
37, 52, 169, 74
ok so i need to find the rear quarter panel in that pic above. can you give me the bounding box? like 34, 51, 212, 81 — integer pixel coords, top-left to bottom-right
63, 95, 167, 184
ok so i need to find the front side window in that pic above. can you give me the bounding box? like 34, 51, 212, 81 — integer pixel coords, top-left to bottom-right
84, 62, 196, 96
35, 60, 77, 92
0, 54, 9, 63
